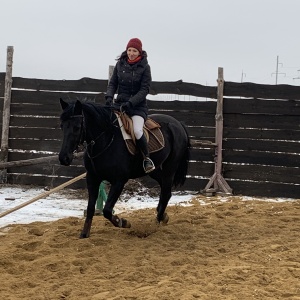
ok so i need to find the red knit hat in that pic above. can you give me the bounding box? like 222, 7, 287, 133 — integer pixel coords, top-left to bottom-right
126, 38, 142, 53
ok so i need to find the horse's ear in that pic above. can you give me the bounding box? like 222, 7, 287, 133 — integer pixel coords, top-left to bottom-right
74, 100, 83, 115
60, 98, 68, 110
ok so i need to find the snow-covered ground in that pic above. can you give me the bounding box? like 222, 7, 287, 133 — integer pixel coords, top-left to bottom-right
0, 185, 194, 229
0, 184, 296, 229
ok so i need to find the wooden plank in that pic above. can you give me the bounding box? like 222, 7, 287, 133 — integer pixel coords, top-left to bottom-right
187, 127, 215, 140
11, 89, 105, 105
11, 77, 218, 98
148, 100, 216, 113
12, 77, 109, 93
224, 97, 300, 115
149, 110, 216, 127
11, 102, 71, 116
223, 127, 300, 141
150, 81, 217, 98
188, 161, 214, 177
10, 116, 60, 128
7, 173, 87, 189
0, 152, 83, 169
9, 127, 62, 140
7, 163, 86, 177
7, 152, 84, 165
190, 148, 215, 162
224, 81, 300, 100
223, 138, 300, 154
223, 149, 300, 167
9, 139, 62, 152
176, 177, 209, 192
223, 164, 300, 184
224, 113, 300, 130
228, 180, 300, 199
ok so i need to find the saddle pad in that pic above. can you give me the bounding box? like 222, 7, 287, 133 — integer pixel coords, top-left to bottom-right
116, 113, 165, 155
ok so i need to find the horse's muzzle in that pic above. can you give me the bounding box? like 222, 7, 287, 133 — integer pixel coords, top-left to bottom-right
59, 152, 73, 166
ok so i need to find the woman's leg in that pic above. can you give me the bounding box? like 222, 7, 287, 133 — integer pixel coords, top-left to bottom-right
131, 115, 144, 140
132, 115, 155, 173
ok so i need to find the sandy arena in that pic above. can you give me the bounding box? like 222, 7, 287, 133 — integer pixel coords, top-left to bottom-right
0, 194, 300, 300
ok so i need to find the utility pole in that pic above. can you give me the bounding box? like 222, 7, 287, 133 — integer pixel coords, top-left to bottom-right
271, 55, 286, 84
241, 70, 246, 83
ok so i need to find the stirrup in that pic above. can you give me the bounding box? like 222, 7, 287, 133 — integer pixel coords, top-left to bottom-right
143, 157, 155, 173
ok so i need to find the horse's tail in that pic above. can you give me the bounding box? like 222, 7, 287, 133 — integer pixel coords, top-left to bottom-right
173, 123, 191, 188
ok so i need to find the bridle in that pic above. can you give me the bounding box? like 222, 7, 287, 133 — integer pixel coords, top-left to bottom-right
70, 109, 118, 160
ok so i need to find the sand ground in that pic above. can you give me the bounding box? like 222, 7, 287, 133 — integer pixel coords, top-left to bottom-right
0, 195, 299, 300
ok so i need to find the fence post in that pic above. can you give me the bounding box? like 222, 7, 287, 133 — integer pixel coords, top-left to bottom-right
108, 65, 114, 82
203, 67, 232, 194
0, 46, 14, 183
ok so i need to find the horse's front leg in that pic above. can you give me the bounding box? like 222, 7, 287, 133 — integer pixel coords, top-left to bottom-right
103, 181, 131, 228
80, 174, 102, 239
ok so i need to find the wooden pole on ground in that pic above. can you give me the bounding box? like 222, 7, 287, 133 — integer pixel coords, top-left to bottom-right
0, 46, 14, 183
203, 67, 232, 195
0, 152, 84, 169
0, 172, 86, 218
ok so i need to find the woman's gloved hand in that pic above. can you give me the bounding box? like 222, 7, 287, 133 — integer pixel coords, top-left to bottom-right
120, 102, 132, 112
105, 97, 113, 106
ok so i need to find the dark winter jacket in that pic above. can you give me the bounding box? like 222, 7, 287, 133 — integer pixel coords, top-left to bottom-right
105, 51, 152, 120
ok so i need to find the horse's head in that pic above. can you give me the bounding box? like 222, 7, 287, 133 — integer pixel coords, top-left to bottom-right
59, 98, 84, 166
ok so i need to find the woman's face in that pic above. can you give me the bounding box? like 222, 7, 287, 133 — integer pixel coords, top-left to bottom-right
127, 47, 140, 60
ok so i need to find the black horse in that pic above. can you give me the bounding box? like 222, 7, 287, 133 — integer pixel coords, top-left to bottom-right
59, 99, 191, 238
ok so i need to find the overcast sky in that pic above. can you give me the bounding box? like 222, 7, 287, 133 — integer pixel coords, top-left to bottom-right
1, 0, 300, 86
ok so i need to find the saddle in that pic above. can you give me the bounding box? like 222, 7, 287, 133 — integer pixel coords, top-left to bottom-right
115, 112, 165, 155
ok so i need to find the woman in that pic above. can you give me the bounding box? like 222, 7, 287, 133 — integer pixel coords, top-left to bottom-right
105, 38, 155, 173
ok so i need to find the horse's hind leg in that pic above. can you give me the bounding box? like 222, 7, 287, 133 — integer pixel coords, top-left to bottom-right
156, 177, 173, 224
103, 181, 131, 228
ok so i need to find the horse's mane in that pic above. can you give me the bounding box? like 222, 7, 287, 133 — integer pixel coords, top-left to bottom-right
60, 101, 112, 126
82, 102, 112, 126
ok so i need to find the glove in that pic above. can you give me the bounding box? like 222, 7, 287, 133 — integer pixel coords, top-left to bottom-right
120, 102, 132, 113
105, 97, 113, 106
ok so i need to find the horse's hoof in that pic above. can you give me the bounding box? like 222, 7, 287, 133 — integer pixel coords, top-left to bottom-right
157, 213, 169, 225
79, 232, 89, 239
122, 219, 131, 228
162, 213, 169, 224
111, 215, 131, 228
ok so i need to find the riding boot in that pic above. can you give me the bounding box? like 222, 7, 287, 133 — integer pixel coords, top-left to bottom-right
136, 134, 155, 173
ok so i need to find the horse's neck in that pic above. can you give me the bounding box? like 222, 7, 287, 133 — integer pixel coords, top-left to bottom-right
82, 107, 112, 142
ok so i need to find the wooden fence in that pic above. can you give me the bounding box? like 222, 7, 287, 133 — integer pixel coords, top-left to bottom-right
1, 50, 300, 198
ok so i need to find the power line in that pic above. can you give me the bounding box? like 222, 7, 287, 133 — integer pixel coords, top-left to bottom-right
293, 69, 300, 81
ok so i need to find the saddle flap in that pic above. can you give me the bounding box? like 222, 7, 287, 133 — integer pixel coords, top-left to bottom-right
117, 112, 160, 135
115, 111, 165, 155
145, 118, 161, 130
